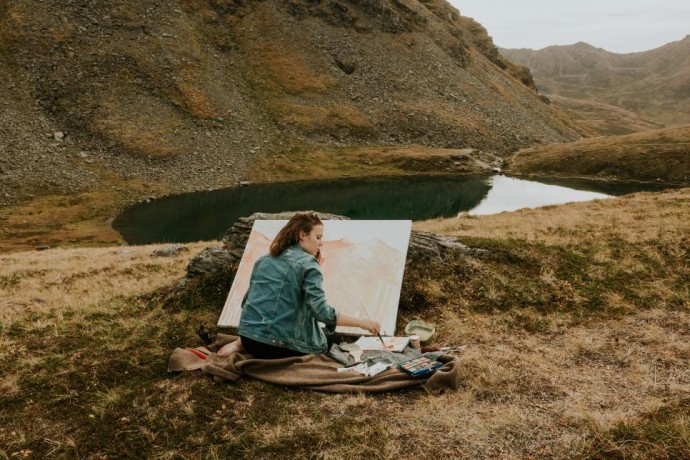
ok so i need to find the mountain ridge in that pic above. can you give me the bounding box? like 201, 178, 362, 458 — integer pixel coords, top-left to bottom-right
501, 35, 690, 130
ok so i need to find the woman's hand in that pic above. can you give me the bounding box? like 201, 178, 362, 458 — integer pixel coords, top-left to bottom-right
360, 319, 381, 336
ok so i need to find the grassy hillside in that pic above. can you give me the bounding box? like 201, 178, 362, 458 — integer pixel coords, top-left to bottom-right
1, 187, 688, 458
506, 125, 690, 186
0, 0, 587, 210
0, 0, 592, 253
544, 94, 663, 136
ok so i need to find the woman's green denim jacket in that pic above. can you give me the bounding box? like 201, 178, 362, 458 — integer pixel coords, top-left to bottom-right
237, 245, 338, 354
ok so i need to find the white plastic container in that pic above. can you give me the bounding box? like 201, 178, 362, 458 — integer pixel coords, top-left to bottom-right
409, 334, 421, 349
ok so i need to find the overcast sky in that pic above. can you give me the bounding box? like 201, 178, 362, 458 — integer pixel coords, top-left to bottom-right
448, 0, 690, 53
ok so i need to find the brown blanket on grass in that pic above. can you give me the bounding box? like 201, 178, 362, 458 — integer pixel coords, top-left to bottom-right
168, 334, 459, 395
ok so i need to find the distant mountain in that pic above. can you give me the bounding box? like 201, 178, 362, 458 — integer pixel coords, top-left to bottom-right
0, 0, 588, 207
501, 37, 690, 132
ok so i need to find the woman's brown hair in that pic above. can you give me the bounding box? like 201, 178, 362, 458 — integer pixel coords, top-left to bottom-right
269, 211, 323, 258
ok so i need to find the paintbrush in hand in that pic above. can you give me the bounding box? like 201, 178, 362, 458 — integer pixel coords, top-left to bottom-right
361, 303, 388, 348
376, 332, 387, 348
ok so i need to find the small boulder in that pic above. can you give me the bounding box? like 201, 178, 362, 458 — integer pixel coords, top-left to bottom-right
152, 244, 187, 257
186, 245, 238, 277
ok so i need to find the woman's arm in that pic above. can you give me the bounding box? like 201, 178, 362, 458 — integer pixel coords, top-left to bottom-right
336, 313, 381, 335
302, 264, 339, 330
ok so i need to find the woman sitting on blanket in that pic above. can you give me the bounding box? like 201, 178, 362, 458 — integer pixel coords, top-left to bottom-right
218, 211, 381, 359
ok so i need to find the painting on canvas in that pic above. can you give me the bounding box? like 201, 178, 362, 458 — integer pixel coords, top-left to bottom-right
218, 220, 412, 335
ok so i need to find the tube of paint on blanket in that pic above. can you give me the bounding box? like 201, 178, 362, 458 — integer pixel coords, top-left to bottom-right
409, 334, 420, 349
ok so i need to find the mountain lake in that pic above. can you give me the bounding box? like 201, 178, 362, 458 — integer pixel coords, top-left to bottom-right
112, 174, 668, 244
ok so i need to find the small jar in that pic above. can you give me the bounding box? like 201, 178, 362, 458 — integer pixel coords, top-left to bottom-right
409, 334, 421, 349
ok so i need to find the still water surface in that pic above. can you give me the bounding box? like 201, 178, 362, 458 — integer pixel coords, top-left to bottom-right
469, 175, 610, 215
113, 175, 662, 244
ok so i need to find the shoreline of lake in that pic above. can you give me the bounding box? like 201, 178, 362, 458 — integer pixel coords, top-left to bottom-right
113, 174, 672, 245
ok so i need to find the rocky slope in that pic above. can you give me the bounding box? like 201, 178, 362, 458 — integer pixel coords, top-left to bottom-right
501, 37, 690, 131
0, 0, 588, 208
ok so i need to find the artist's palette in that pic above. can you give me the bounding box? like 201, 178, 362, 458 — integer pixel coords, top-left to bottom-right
354, 335, 410, 352
397, 356, 443, 377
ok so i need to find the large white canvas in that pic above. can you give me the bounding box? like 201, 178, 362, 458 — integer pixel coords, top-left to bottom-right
218, 220, 412, 335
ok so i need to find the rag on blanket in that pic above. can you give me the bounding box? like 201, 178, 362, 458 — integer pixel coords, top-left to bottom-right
168, 334, 460, 395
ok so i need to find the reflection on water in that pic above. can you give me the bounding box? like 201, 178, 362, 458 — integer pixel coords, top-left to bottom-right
519, 176, 668, 196
113, 174, 668, 245
468, 175, 610, 215
113, 176, 491, 244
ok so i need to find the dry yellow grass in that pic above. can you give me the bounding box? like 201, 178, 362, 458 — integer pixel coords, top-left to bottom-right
0, 241, 209, 419
274, 100, 372, 133
416, 188, 690, 246
233, 4, 336, 97
435, 308, 689, 432
0, 182, 176, 253
0, 242, 208, 324
247, 144, 494, 182
1, 189, 688, 458
0, 191, 124, 252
